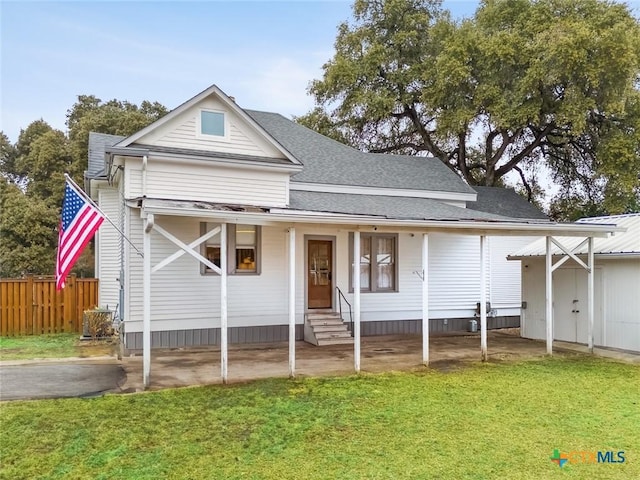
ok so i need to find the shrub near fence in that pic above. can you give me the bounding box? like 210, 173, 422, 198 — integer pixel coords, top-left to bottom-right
0, 275, 99, 336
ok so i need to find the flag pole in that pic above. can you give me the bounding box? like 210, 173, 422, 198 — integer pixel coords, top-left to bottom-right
65, 173, 144, 258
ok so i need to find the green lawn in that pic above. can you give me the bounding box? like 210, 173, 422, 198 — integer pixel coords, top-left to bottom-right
0, 334, 115, 360
1, 356, 638, 479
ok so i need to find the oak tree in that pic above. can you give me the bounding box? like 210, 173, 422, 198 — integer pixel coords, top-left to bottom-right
299, 0, 640, 216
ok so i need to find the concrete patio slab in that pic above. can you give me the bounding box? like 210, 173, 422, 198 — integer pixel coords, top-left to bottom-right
121, 332, 558, 392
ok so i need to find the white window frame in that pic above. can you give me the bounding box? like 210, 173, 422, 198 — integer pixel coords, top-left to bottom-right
197, 109, 229, 141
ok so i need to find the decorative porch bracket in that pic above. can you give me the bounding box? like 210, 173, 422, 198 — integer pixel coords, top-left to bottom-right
545, 236, 595, 356
550, 238, 590, 273
152, 226, 221, 274
151, 224, 221, 274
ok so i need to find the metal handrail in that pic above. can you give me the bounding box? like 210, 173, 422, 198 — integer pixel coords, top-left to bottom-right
336, 286, 353, 337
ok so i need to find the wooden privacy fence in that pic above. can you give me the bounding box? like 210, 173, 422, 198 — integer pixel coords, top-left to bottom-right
0, 276, 99, 336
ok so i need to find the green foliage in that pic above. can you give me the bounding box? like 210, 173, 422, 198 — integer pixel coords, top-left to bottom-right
301, 0, 640, 216
66, 95, 168, 167
0, 96, 166, 277
0, 131, 18, 184
1, 356, 638, 479
0, 181, 58, 276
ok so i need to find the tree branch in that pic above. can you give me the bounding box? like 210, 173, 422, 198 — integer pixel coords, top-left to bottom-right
513, 165, 533, 202
404, 104, 447, 160
456, 130, 470, 182
495, 123, 555, 178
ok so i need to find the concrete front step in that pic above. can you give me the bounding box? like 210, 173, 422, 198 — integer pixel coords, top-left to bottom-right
317, 337, 354, 346
308, 319, 345, 327
304, 312, 352, 346
312, 325, 349, 333
315, 331, 351, 340
306, 313, 341, 322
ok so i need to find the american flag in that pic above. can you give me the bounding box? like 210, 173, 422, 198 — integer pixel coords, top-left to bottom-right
56, 180, 105, 290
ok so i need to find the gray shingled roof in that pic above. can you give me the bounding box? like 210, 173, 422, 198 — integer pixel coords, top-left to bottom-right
90, 109, 546, 223
289, 191, 513, 221
467, 187, 549, 220
246, 110, 474, 195
87, 132, 125, 177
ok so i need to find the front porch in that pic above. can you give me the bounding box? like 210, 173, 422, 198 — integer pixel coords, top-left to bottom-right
121, 330, 549, 391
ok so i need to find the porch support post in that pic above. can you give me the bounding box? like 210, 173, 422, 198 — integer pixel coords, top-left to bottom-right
353, 231, 361, 373
422, 233, 429, 366
288, 227, 296, 378
220, 222, 228, 383
480, 235, 488, 361
545, 236, 553, 355
587, 236, 594, 353
142, 213, 153, 389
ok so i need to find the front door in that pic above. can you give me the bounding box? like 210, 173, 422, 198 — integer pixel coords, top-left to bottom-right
308, 240, 332, 309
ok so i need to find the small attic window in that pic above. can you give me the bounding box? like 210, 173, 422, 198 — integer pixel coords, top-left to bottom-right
200, 110, 225, 137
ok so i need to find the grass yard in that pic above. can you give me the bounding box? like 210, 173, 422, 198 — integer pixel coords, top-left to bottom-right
1, 355, 638, 479
0, 334, 116, 360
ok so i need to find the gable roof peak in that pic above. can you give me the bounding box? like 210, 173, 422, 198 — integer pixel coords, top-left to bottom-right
112, 84, 301, 165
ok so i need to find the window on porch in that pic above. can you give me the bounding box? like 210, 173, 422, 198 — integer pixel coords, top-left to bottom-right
201, 223, 261, 275
349, 233, 398, 292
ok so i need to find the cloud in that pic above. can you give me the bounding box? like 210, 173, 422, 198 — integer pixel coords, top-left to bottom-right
236, 57, 322, 117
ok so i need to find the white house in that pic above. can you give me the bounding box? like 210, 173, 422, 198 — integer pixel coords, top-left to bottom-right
86, 84, 621, 386
510, 214, 640, 353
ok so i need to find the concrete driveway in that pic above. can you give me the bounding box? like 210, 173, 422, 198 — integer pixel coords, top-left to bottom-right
0, 359, 126, 401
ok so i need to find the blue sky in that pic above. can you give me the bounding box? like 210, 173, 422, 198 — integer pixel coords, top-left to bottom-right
1, 1, 480, 143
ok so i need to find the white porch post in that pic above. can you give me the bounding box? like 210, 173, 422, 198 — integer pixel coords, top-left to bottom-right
220, 222, 228, 383
422, 233, 429, 366
480, 235, 488, 361
142, 214, 153, 389
545, 236, 553, 355
587, 236, 594, 353
353, 231, 361, 373
288, 227, 296, 378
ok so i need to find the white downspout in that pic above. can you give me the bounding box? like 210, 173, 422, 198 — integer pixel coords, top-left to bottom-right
142, 155, 148, 197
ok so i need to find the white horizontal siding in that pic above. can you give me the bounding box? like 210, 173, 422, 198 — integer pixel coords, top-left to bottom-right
490, 236, 535, 308
601, 259, 640, 351
306, 231, 496, 321
429, 234, 483, 314
122, 218, 524, 333
97, 188, 120, 309
125, 217, 290, 333
136, 96, 283, 159
155, 118, 267, 156
125, 159, 288, 207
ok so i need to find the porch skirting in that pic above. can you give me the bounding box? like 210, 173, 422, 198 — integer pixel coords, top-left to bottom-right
122, 316, 520, 353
